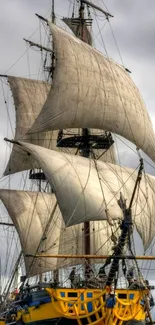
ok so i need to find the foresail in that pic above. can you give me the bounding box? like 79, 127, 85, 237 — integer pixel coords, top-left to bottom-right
4, 77, 58, 175
29, 23, 155, 163
0, 190, 61, 276
18, 142, 155, 250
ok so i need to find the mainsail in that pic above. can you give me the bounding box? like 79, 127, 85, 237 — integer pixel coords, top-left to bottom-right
18, 142, 154, 250
28, 23, 155, 163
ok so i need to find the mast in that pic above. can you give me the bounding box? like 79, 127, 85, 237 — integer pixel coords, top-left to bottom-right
52, 0, 55, 23
79, 1, 91, 266
57, 0, 114, 273
51, 0, 59, 286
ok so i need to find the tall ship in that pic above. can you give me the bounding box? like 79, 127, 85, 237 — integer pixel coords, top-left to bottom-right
0, 1, 155, 325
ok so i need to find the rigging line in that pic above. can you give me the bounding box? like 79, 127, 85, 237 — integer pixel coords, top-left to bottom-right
99, 0, 125, 66
93, 19, 107, 40
1, 81, 14, 137
94, 224, 120, 255
26, 44, 31, 79
93, 13, 139, 148
99, 0, 111, 13
67, 0, 72, 17
2, 251, 22, 298
99, 163, 140, 209
27, 202, 58, 277
4, 6, 52, 75
4, 229, 17, 274
4, 48, 30, 75
55, 220, 105, 269
6, 237, 21, 285
112, 134, 125, 196
130, 233, 144, 282
115, 134, 155, 172
38, 19, 47, 81
107, 19, 125, 67
145, 239, 154, 278
133, 219, 155, 238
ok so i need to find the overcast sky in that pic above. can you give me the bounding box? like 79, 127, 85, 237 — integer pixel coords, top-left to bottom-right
0, 0, 155, 175
0, 0, 155, 289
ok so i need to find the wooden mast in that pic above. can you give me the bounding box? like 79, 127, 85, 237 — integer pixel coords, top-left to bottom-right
51, 0, 59, 286
78, 1, 91, 269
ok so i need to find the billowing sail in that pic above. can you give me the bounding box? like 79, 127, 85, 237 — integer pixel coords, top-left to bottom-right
28, 23, 155, 163
18, 142, 155, 250
57, 221, 116, 267
0, 189, 116, 272
4, 76, 58, 175
4, 76, 116, 175
0, 190, 61, 276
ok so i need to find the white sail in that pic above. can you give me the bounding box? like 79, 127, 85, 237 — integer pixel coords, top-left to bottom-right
4, 76, 58, 175
0, 190, 61, 276
18, 142, 155, 250
0, 189, 116, 272
28, 23, 155, 163
4, 76, 116, 175
57, 221, 116, 267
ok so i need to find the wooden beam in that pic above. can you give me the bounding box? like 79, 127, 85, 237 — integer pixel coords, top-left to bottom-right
25, 254, 155, 260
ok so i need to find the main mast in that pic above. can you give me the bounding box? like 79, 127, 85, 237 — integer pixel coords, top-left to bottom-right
78, 1, 91, 265
57, 0, 114, 271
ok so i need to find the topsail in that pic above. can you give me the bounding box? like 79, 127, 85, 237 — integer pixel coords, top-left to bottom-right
4, 76, 116, 175
28, 23, 155, 163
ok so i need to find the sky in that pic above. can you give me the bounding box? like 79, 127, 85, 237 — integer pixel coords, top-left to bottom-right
0, 0, 155, 293
0, 0, 155, 174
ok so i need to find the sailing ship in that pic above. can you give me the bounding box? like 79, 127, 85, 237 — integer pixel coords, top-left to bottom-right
0, 1, 155, 324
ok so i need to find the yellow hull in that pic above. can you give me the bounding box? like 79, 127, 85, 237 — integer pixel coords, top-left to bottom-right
12, 287, 147, 325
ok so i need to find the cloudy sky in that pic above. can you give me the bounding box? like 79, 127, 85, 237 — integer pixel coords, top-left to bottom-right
0, 0, 155, 291
0, 0, 155, 174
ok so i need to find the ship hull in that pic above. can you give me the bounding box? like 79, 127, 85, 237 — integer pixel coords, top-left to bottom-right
17, 319, 78, 325
8, 287, 146, 325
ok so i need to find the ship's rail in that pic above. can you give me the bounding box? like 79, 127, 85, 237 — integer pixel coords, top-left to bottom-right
47, 287, 147, 325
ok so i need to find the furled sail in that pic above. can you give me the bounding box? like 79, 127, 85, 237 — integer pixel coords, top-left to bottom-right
0, 190, 61, 276
18, 142, 155, 250
4, 76, 58, 175
28, 23, 155, 163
